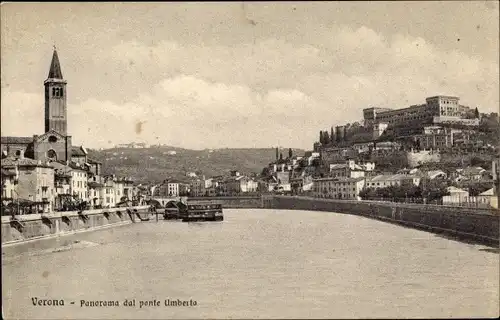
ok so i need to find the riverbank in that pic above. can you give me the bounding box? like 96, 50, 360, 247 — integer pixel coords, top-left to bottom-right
264, 196, 499, 247
1, 206, 150, 245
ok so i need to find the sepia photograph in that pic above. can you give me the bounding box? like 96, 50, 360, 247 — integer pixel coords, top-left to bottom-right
1, 1, 499, 319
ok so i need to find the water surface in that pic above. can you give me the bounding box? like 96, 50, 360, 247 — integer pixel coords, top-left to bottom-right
2, 209, 499, 319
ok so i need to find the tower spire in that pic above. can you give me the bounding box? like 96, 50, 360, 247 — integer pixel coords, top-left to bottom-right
44, 48, 67, 136
47, 48, 63, 79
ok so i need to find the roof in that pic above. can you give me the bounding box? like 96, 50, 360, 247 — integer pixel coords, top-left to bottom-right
71, 146, 87, 157
330, 163, 365, 171
1, 168, 16, 177
1, 156, 51, 168
67, 162, 87, 171
367, 174, 418, 182
427, 170, 446, 179
330, 164, 348, 170
47, 49, 63, 79
426, 95, 459, 100
479, 188, 495, 196
0, 136, 33, 144
55, 171, 71, 178
87, 158, 102, 164
166, 179, 183, 184
463, 167, 486, 176
88, 182, 104, 188
313, 177, 365, 182
446, 186, 468, 194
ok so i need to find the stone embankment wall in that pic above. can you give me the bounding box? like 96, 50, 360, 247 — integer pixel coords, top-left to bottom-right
263, 196, 499, 246
188, 196, 263, 208
1, 206, 150, 245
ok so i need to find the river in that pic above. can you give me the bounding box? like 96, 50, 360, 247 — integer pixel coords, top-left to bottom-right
2, 209, 499, 319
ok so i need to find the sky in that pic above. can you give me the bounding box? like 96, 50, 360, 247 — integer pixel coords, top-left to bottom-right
1, 2, 499, 150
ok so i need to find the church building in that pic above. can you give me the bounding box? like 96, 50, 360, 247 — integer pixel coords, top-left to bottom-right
1, 49, 80, 163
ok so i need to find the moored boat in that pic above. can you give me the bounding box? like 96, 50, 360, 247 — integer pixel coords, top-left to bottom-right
163, 201, 187, 220
182, 201, 223, 222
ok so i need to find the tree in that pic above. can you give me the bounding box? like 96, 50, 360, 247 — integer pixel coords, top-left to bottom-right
261, 167, 270, 177
359, 187, 379, 200
288, 148, 293, 159
279, 153, 283, 161
323, 131, 330, 145
474, 107, 480, 119
319, 131, 324, 144
470, 156, 488, 168
414, 139, 421, 150
275, 147, 279, 161
330, 127, 335, 144
469, 182, 494, 196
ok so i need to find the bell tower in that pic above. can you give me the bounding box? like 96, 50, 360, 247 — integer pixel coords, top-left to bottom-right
44, 48, 68, 135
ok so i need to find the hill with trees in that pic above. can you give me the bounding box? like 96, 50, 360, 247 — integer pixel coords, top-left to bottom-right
86, 146, 305, 184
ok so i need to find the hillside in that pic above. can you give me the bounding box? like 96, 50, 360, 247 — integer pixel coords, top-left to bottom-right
86, 146, 305, 184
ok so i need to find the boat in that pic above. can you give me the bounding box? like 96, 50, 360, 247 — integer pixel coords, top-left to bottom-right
182, 201, 223, 222
163, 201, 187, 220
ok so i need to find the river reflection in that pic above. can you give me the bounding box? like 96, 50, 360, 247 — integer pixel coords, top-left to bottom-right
2, 209, 499, 319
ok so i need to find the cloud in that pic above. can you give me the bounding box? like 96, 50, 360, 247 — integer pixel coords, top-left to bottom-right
2, 24, 498, 150
1, 91, 44, 136
2, 75, 322, 149
101, 26, 498, 110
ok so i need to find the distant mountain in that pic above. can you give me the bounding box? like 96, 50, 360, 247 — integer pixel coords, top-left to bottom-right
86, 146, 305, 184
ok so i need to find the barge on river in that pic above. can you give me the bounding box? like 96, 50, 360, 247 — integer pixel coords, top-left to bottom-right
163, 200, 223, 222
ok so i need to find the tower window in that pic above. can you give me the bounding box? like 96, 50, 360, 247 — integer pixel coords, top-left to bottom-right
52, 87, 63, 97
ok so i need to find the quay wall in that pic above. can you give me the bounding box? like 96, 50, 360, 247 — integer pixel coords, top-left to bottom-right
4, 196, 497, 247
1, 206, 151, 245
263, 196, 499, 246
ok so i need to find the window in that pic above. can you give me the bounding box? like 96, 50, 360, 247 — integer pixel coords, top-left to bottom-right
52, 87, 63, 97
48, 136, 58, 143
47, 149, 57, 159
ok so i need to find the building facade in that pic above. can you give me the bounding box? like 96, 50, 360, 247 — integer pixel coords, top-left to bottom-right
189, 179, 206, 197
365, 174, 421, 189
362, 96, 475, 135
1, 156, 55, 213
1, 167, 18, 200
329, 160, 373, 179
312, 177, 365, 200
70, 163, 88, 202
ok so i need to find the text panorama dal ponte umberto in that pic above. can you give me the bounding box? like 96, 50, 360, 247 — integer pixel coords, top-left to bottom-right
31, 298, 198, 307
